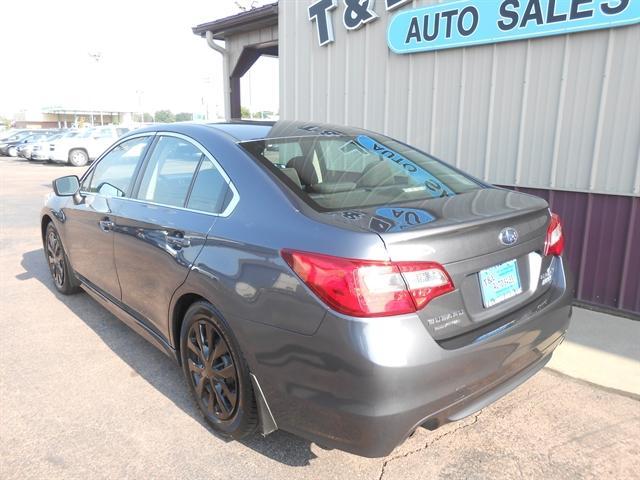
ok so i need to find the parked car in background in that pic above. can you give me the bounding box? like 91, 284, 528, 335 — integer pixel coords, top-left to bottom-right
1, 130, 58, 157
0, 129, 39, 142
17, 132, 62, 159
31, 130, 79, 161
0, 129, 24, 141
49, 126, 130, 166
41, 121, 572, 457
0, 130, 37, 155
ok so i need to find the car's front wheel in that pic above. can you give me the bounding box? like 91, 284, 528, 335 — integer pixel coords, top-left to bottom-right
180, 301, 258, 439
44, 222, 80, 294
68, 149, 89, 167
7, 146, 17, 157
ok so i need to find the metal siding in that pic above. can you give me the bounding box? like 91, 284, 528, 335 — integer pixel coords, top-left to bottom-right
518, 36, 565, 188
592, 26, 640, 196
362, 11, 389, 133
510, 187, 639, 316
458, 44, 494, 177
280, 0, 640, 197
487, 41, 528, 186
328, 10, 348, 125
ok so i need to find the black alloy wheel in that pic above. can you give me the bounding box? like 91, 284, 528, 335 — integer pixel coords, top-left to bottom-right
44, 222, 79, 295
180, 301, 258, 438
46, 228, 65, 288
186, 319, 238, 421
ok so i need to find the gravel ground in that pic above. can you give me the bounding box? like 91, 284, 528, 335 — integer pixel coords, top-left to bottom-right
1, 156, 639, 480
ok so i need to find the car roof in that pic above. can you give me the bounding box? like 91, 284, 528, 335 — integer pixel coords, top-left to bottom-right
128, 121, 370, 143
202, 120, 368, 142
205, 121, 275, 141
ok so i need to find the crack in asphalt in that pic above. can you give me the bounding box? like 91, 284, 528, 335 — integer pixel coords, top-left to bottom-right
378, 411, 483, 480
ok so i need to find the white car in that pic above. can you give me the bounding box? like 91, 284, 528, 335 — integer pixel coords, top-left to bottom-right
29, 131, 77, 161
49, 126, 130, 166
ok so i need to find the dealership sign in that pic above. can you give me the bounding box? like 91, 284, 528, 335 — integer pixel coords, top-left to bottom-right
389, 0, 640, 53
309, 0, 640, 52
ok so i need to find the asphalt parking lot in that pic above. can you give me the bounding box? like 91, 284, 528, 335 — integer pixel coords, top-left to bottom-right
1, 156, 639, 480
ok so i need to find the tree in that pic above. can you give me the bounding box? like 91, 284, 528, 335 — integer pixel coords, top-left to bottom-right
175, 112, 193, 122
240, 106, 251, 119
143, 112, 154, 122
253, 110, 274, 119
154, 110, 175, 123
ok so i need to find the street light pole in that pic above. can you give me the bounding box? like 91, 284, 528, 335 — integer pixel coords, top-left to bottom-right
88, 51, 103, 125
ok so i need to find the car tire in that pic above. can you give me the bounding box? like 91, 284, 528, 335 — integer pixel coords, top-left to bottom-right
44, 222, 80, 295
68, 149, 89, 167
8, 146, 17, 157
180, 301, 258, 439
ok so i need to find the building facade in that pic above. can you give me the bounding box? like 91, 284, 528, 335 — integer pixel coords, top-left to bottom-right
197, 0, 639, 315
12, 108, 135, 129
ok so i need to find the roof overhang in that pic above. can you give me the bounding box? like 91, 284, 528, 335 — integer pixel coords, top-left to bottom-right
192, 2, 278, 40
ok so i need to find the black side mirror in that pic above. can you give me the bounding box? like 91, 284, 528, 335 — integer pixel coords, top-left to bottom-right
53, 175, 80, 196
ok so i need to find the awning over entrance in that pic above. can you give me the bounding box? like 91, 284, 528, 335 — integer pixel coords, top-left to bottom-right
193, 2, 278, 120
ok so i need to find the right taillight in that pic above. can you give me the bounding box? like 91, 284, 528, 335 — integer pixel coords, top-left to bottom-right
544, 212, 564, 256
281, 249, 454, 317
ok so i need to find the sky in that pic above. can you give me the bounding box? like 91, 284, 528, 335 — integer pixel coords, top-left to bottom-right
0, 0, 278, 119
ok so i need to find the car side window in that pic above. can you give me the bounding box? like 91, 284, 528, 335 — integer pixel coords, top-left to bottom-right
262, 142, 303, 168
84, 136, 150, 197
186, 158, 232, 214
94, 127, 114, 139
136, 136, 203, 208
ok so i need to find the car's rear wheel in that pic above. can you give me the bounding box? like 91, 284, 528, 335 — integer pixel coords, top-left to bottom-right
44, 222, 80, 294
180, 301, 258, 439
68, 149, 89, 167
8, 146, 17, 157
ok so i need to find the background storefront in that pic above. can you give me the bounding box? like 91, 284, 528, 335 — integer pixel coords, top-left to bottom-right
196, 0, 639, 315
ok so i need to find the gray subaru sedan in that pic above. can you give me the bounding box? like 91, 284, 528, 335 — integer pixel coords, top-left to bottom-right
42, 121, 571, 457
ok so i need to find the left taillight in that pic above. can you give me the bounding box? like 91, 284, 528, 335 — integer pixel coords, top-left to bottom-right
281, 249, 454, 317
544, 212, 565, 256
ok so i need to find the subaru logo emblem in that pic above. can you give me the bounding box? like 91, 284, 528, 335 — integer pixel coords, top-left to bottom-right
499, 227, 518, 246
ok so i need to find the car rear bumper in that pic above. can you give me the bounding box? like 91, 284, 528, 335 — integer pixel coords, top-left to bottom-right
249, 257, 572, 457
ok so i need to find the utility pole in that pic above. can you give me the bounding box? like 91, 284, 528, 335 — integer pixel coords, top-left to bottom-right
88, 51, 103, 125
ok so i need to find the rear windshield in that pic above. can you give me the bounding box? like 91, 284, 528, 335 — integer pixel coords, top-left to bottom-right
240, 134, 482, 211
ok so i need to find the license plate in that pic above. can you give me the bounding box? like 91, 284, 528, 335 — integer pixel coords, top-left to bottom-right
478, 259, 523, 308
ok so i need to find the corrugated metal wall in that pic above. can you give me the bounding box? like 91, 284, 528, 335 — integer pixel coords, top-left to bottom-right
505, 187, 639, 315
279, 0, 640, 197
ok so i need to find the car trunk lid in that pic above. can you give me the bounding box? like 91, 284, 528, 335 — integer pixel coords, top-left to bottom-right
325, 188, 554, 341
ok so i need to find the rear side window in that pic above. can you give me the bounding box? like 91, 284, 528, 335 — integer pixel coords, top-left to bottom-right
261, 142, 303, 168
240, 134, 482, 212
84, 136, 150, 197
136, 136, 203, 208
186, 158, 231, 214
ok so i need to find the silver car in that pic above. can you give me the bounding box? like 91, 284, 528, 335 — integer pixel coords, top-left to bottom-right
18, 132, 63, 160
42, 121, 572, 457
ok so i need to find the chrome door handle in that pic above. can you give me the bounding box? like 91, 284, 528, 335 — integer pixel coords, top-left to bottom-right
99, 218, 114, 232
167, 233, 190, 248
